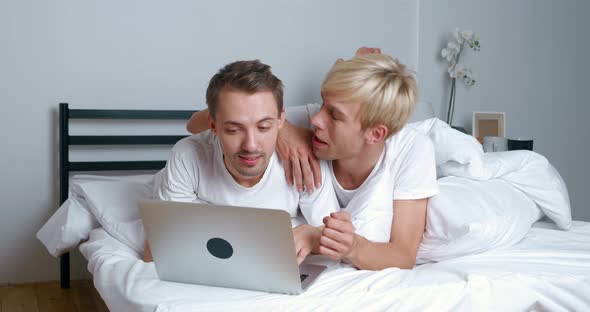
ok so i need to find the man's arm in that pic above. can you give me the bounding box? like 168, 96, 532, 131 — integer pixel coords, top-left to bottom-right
186, 107, 323, 193
293, 160, 340, 264
144, 240, 153, 262
292, 224, 323, 264
319, 198, 427, 270
186, 110, 210, 134
276, 121, 321, 193
154, 145, 200, 202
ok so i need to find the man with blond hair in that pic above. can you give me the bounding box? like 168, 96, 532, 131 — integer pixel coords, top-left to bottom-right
187, 49, 438, 270
286, 52, 437, 270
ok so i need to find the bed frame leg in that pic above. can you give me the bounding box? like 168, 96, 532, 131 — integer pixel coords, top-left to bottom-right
60, 252, 70, 289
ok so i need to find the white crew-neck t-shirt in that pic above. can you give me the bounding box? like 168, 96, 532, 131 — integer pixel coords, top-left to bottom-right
153, 130, 339, 227
287, 103, 439, 208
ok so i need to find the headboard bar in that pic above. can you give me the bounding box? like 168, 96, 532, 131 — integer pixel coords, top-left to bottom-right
69, 161, 167, 171
69, 135, 187, 145
58, 104, 70, 289
58, 102, 196, 289
69, 109, 194, 120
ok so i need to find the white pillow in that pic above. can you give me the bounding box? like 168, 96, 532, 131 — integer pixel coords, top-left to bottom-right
482, 151, 572, 230
74, 175, 154, 254
37, 174, 154, 257
36, 195, 99, 257
408, 118, 484, 170
417, 176, 543, 263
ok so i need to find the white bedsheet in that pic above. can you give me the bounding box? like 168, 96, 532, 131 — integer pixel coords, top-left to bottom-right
80, 221, 590, 312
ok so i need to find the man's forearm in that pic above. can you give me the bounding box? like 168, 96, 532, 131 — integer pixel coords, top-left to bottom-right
346, 235, 417, 270
144, 240, 153, 262
186, 110, 210, 134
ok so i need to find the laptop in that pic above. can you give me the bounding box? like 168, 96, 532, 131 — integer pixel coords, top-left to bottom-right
138, 199, 327, 295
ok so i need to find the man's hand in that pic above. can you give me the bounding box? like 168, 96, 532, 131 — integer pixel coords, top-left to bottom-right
355, 47, 382, 57
277, 121, 321, 193
293, 224, 322, 265
144, 240, 153, 262
186, 110, 210, 134
334, 47, 382, 65
335, 199, 427, 270
318, 212, 357, 261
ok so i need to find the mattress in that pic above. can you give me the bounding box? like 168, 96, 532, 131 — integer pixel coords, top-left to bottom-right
80, 221, 590, 312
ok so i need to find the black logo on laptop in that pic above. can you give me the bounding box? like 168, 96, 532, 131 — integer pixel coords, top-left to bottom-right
206, 238, 233, 259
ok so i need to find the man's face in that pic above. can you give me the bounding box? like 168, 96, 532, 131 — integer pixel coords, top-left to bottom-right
210, 87, 284, 187
310, 93, 367, 161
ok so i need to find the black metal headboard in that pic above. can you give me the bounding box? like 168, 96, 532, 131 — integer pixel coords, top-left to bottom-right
59, 103, 197, 288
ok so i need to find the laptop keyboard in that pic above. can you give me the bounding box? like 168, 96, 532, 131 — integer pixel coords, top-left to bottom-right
300, 274, 309, 282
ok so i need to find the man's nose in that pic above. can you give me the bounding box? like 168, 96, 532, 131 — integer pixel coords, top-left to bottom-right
310, 109, 325, 129
241, 130, 258, 152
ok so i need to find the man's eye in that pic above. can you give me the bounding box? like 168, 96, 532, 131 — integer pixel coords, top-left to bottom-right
258, 126, 270, 132
225, 128, 239, 133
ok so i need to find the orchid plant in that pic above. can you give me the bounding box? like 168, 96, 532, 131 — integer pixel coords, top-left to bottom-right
441, 28, 481, 126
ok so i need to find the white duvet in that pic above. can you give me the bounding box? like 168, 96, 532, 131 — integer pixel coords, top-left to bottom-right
80, 222, 590, 312
37, 118, 587, 311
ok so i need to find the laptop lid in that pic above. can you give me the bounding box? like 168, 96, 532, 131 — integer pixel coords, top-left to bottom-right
139, 199, 321, 295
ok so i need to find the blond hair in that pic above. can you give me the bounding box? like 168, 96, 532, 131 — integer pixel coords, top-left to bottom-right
321, 54, 417, 138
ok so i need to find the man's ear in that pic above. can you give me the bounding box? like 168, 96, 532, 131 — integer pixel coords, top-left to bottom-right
364, 124, 388, 145
278, 109, 286, 129
208, 112, 217, 135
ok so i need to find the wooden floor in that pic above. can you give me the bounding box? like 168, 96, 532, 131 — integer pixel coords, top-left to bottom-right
0, 280, 108, 312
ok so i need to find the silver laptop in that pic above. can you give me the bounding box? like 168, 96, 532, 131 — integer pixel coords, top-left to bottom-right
139, 199, 327, 295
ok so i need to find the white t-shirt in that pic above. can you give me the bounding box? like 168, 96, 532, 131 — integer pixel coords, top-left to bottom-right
287, 103, 439, 208
153, 130, 339, 227
332, 126, 439, 207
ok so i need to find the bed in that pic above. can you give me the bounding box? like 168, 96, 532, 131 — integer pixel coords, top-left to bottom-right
80, 221, 590, 311
54, 103, 195, 289
37, 104, 590, 311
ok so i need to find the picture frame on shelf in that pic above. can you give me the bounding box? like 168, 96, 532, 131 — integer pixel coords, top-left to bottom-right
472, 112, 505, 141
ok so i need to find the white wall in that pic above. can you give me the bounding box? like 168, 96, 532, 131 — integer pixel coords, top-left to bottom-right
3, 0, 587, 284
418, 0, 590, 221
0, 0, 418, 283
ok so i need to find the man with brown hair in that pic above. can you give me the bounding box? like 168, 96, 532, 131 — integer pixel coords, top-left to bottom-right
146, 60, 339, 263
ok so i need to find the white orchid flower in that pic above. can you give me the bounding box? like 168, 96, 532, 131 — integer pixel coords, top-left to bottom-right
442, 28, 480, 81
454, 67, 475, 86
441, 46, 452, 59
441, 47, 455, 62
468, 34, 481, 51
448, 64, 457, 78
453, 28, 464, 44
455, 67, 468, 79
462, 75, 475, 86
441, 41, 461, 63
442, 28, 480, 125
460, 30, 474, 41
448, 41, 460, 54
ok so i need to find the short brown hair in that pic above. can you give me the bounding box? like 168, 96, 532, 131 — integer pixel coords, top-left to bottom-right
206, 60, 284, 119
